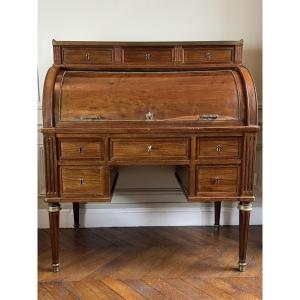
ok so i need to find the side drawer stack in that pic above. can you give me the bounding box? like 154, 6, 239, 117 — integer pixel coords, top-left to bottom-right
195, 137, 242, 197
58, 139, 110, 200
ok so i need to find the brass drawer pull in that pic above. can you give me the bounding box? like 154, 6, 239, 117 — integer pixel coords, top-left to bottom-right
86, 53, 90, 61
145, 53, 151, 60
79, 146, 83, 153
216, 144, 222, 152
205, 51, 211, 61
145, 112, 154, 120
79, 177, 84, 185
80, 116, 102, 121
147, 145, 152, 153
214, 177, 221, 184
199, 114, 219, 120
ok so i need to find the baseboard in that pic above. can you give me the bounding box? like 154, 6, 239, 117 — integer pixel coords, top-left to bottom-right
38, 201, 262, 228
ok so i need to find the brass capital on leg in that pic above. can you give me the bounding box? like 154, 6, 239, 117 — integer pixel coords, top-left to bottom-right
48, 204, 61, 213
238, 203, 253, 212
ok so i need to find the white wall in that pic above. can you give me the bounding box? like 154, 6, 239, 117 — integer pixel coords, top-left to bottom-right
38, 0, 262, 228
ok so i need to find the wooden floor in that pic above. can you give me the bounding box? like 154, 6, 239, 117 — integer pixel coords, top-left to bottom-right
38, 226, 262, 299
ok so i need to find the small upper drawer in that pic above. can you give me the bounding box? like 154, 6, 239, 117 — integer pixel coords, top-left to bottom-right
60, 140, 104, 160
196, 166, 240, 195
197, 138, 241, 159
183, 47, 233, 64
62, 48, 113, 64
60, 167, 106, 197
123, 47, 174, 65
110, 138, 189, 161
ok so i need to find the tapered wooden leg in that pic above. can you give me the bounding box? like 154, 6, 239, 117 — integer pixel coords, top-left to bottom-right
214, 201, 221, 230
73, 202, 80, 232
48, 203, 61, 272
238, 202, 252, 272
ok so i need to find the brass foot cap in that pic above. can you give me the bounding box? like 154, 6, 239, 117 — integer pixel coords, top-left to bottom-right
52, 263, 60, 272
214, 225, 220, 231
238, 262, 247, 272
74, 225, 80, 232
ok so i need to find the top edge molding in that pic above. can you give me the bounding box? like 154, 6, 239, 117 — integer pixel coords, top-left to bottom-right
52, 39, 244, 46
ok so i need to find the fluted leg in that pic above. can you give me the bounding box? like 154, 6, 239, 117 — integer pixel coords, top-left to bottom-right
214, 201, 221, 230
73, 202, 80, 232
48, 203, 61, 272
238, 202, 252, 272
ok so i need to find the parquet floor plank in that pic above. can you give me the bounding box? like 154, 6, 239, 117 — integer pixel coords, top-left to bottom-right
143, 278, 193, 300
102, 277, 146, 299
123, 279, 166, 300
165, 278, 214, 300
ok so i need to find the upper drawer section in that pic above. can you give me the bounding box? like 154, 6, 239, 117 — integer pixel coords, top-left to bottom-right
123, 47, 174, 65
62, 47, 113, 64
182, 47, 234, 64
53, 41, 243, 66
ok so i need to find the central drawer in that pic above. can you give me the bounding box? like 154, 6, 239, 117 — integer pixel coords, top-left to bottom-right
123, 47, 174, 65
110, 138, 190, 161
60, 166, 106, 197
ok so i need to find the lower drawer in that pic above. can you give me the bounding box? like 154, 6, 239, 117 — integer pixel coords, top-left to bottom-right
110, 138, 189, 161
60, 166, 106, 197
196, 165, 240, 195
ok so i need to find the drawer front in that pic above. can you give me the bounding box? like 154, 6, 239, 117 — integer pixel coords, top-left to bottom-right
60, 141, 104, 160
62, 48, 113, 64
123, 47, 174, 65
110, 138, 189, 160
60, 167, 106, 197
197, 138, 241, 159
196, 166, 240, 195
183, 47, 233, 64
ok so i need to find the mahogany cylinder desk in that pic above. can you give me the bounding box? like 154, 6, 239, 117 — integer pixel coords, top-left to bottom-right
42, 40, 259, 273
